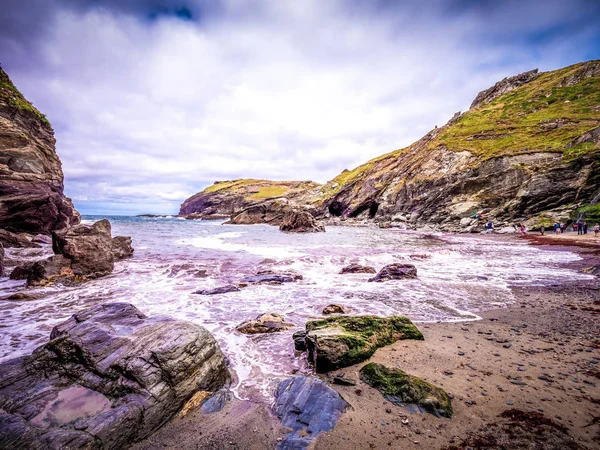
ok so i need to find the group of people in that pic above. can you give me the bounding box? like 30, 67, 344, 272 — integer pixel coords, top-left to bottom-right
552, 221, 600, 236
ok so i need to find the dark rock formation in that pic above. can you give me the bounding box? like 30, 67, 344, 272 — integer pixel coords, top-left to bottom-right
0, 227, 40, 248
0, 303, 229, 450
293, 330, 307, 351
0, 67, 79, 235
236, 313, 294, 334
360, 363, 453, 418
112, 236, 134, 260
27, 255, 71, 286
9, 261, 35, 280
242, 270, 302, 285
300, 315, 423, 372
279, 209, 325, 233
273, 376, 348, 450
0, 242, 4, 276
193, 284, 241, 295
226, 198, 291, 225
52, 219, 115, 278
339, 264, 376, 274
322, 304, 346, 315
368, 263, 418, 282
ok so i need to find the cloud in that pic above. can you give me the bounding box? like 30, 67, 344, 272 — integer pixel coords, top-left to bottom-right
1, 0, 599, 214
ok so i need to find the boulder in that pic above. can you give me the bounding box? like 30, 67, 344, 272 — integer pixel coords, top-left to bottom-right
322, 304, 346, 315
112, 236, 134, 260
293, 330, 307, 351
300, 316, 424, 373
236, 313, 294, 334
273, 376, 348, 450
9, 262, 35, 280
193, 285, 241, 295
27, 255, 72, 286
339, 264, 376, 274
0, 303, 229, 450
360, 363, 453, 418
279, 209, 325, 233
52, 219, 115, 278
368, 263, 417, 282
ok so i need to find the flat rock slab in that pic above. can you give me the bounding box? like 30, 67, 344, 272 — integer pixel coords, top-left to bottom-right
193, 284, 241, 295
0, 303, 229, 450
273, 376, 348, 450
236, 313, 294, 334
242, 270, 302, 284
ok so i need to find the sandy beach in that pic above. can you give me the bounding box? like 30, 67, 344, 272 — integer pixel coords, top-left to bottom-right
132, 234, 600, 450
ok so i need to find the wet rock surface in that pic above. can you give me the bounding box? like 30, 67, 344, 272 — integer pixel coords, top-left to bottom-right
339, 264, 376, 274
273, 376, 348, 450
27, 254, 72, 286
279, 209, 325, 233
236, 313, 294, 334
301, 315, 424, 372
0, 303, 229, 450
368, 263, 418, 282
111, 236, 134, 260
193, 284, 241, 295
360, 362, 453, 418
0, 242, 4, 276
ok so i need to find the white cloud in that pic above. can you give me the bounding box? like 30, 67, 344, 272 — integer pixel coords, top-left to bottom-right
4, 0, 599, 214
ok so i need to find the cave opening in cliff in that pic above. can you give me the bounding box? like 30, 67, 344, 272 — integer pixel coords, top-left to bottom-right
348, 200, 379, 219
328, 201, 344, 217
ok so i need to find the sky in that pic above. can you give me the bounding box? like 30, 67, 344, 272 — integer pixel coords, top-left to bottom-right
1, 0, 600, 215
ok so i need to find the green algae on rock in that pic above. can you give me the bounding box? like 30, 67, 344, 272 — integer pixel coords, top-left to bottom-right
303, 315, 423, 373
360, 362, 453, 418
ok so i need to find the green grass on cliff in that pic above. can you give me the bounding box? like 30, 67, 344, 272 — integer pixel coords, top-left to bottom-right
203, 179, 317, 201
0, 69, 50, 126
431, 62, 600, 160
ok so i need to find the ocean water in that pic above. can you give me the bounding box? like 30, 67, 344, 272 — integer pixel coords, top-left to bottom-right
0, 216, 592, 400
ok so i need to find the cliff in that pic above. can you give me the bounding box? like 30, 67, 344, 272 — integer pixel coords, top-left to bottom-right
0, 67, 79, 236
317, 60, 600, 231
179, 179, 321, 219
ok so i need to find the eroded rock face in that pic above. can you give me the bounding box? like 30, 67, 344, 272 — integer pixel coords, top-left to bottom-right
279, 209, 325, 233
339, 264, 376, 274
112, 236, 134, 260
301, 316, 424, 373
0, 68, 79, 235
368, 263, 417, 282
52, 219, 115, 278
360, 363, 453, 418
273, 376, 348, 450
27, 254, 72, 286
469, 69, 539, 109
236, 313, 294, 334
0, 303, 230, 450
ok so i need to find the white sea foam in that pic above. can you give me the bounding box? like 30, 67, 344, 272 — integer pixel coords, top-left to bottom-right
0, 222, 593, 400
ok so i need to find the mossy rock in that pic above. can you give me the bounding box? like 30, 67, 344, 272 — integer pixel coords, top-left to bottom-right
304, 316, 423, 373
360, 362, 453, 418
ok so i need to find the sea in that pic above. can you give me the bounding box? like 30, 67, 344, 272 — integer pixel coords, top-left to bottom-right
0, 215, 592, 401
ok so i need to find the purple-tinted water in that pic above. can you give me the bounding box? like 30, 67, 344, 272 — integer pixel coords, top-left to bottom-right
0, 216, 591, 400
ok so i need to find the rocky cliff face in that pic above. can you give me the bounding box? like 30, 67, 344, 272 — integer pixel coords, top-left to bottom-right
317, 60, 600, 231
179, 179, 321, 219
0, 67, 79, 236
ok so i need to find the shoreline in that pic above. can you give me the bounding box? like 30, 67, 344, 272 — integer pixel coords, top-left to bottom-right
133, 233, 600, 450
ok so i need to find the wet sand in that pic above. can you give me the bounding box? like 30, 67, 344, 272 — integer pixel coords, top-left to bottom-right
134, 235, 600, 450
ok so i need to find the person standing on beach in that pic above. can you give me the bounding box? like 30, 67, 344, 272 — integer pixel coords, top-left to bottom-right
554, 222, 560, 234
583, 222, 588, 234
573, 222, 578, 233
520, 224, 526, 234
577, 221, 584, 235
594, 223, 599, 237
540, 225, 545, 235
